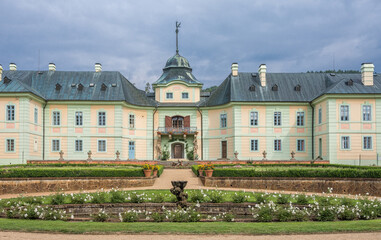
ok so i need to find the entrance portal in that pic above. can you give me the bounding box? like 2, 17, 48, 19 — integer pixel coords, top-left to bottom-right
172, 143, 184, 159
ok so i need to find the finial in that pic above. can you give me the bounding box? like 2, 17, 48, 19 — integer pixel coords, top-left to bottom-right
176, 21, 181, 54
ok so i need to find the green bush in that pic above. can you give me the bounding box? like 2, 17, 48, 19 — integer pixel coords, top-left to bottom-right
50, 193, 66, 205
151, 212, 165, 222
120, 210, 139, 222
296, 194, 309, 205
232, 191, 247, 203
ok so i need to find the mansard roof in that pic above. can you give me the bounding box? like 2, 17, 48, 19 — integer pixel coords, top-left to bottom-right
203, 72, 381, 106
0, 70, 155, 107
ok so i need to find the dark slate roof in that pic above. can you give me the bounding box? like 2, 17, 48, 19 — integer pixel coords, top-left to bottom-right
0, 70, 155, 107
203, 72, 381, 106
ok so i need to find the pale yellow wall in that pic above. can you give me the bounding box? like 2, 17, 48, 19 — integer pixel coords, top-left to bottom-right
155, 84, 200, 103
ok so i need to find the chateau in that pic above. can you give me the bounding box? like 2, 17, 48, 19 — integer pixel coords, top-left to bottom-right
1, 32, 380, 165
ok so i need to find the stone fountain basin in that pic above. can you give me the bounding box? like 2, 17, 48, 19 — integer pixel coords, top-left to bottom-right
171, 181, 187, 189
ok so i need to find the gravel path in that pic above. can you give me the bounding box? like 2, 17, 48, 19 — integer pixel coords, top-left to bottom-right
1, 232, 380, 240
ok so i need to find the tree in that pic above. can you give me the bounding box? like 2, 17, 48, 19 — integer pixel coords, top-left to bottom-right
145, 82, 151, 93
202, 85, 218, 92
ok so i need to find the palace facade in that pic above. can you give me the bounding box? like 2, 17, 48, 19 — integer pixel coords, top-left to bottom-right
0, 52, 380, 165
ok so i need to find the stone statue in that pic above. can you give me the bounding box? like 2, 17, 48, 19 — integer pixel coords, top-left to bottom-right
87, 150, 92, 161
115, 150, 120, 161
234, 151, 239, 160
290, 151, 296, 161
59, 150, 64, 161
262, 150, 267, 161
170, 181, 188, 208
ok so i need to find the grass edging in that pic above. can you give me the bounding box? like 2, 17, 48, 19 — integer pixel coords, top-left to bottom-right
0, 218, 380, 235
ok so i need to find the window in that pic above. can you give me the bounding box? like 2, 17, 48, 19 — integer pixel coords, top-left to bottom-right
341, 136, 350, 150
250, 111, 258, 126
172, 116, 184, 128
6, 139, 15, 152
52, 140, 60, 152
274, 139, 282, 151
297, 139, 305, 151
297, 112, 304, 126
75, 140, 83, 152
75, 112, 83, 126
34, 108, 38, 124
98, 112, 106, 126
340, 105, 349, 121
363, 105, 372, 121
220, 114, 227, 128
53, 111, 60, 126
363, 136, 372, 150
274, 112, 281, 126
129, 114, 135, 128
182, 92, 189, 99
166, 92, 173, 99
318, 108, 322, 124
98, 140, 106, 152
6, 105, 15, 121
250, 139, 258, 151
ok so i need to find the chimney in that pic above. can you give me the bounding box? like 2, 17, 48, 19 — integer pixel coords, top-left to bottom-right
0, 65, 3, 82
9, 63, 17, 71
95, 63, 102, 72
231, 63, 238, 77
49, 63, 56, 71
258, 64, 267, 87
361, 63, 374, 86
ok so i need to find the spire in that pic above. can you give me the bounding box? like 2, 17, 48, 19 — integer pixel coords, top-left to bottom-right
175, 21, 181, 54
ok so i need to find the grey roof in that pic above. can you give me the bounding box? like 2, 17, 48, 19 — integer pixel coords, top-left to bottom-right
203, 72, 381, 106
0, 70, 155, 107
153, 53, 202, 86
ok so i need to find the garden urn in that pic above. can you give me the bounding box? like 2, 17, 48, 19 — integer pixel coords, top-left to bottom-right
204, 169, 213, 177
143, 169, 152, 177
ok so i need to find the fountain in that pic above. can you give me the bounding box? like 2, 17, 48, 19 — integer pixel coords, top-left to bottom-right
170, 181, 188, 208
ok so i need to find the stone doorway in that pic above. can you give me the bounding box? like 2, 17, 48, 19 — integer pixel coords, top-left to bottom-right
171, 143, 184, 159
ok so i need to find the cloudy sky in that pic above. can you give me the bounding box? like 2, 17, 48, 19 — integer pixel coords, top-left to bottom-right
0, 0, 380, 89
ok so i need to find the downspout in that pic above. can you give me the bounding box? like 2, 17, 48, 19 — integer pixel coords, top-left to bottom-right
309, 102, 315, 160
197, 107, 203, 160
42, 102, 47, 160
152, 107, 158, 160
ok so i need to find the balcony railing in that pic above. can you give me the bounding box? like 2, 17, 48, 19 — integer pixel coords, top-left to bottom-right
157, 127, 197, 135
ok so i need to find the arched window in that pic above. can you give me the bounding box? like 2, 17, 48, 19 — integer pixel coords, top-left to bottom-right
172, 116, 184, 128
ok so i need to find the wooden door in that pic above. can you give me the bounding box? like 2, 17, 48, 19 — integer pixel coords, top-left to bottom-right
221, 141, 227, 159
174, 144, 183, 158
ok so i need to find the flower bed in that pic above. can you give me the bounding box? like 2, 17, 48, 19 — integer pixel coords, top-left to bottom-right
0, 189, 380, 222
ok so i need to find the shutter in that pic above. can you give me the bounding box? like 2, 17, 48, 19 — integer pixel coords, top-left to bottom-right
165, 116, 172, 128
184, 116, 190, 127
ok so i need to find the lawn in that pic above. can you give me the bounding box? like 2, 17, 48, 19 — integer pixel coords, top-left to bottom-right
0, 218, 380, 235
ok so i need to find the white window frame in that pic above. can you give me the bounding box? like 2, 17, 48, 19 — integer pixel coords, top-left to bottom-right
274, 112, 281, 126
220, 113, 227, 128
52, 139, 60, 152
363, 136, 372, 150
52, 111, 61, 126
297, 139, 305, 152
166, 92, 173, 99
296, 112, 304, 126
250, 139, 259, 151
6, 105, 15, 121
129, 114, 135, 128
98, 112, 106, 126
362, 105, 372, 121
6, 139, 15, 152
75, 111, 83, 126
341, 136, 350, 150
274, 139, 282, 151
340, 105, 349, 121
250, 111, 258, 126
98, 140, 107, 152
34, 107, 38, 124
182, 92, 189, 99
75, 139, 83, 152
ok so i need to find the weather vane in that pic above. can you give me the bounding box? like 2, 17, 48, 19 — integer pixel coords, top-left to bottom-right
176, 21, 181, 54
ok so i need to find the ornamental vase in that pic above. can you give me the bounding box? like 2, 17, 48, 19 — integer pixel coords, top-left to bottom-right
204, 170, 213, 177
153, 170, 158, 177
143, 169, 152, 177
198, 169, 204, 177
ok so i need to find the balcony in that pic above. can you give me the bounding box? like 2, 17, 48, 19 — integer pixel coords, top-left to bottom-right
157, 127, 197, 135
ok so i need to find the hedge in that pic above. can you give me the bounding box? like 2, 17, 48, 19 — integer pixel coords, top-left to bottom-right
211, 167, 381, 178
0, 165, 164, 178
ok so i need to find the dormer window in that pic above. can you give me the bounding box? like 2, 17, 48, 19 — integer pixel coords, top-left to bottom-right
3, 76, 11, 84
249, 85, 255, 91
101, 83, 107, 91
346, 79, 354, 86
77, 83, 84, 91
294, 84, 301, 91
89, 83, 95, 87
272, 84, 278, 91
55, 83, 62, 91
71, 83, 76, 87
